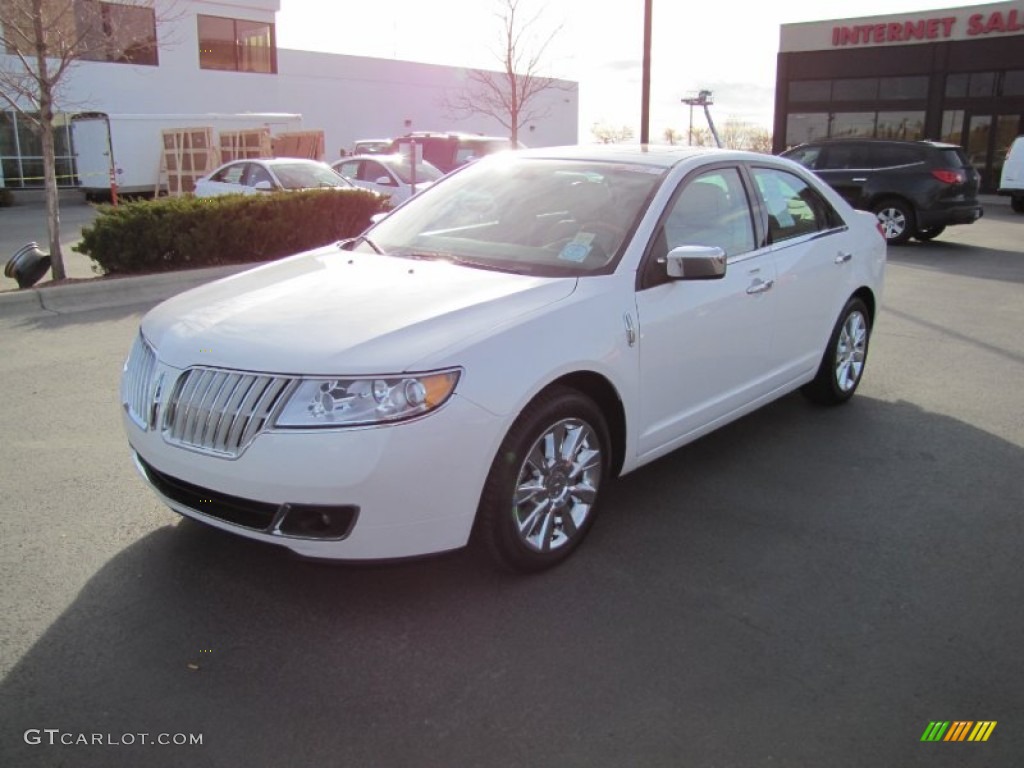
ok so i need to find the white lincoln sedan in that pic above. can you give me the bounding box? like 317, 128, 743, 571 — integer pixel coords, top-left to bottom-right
121, 145, 885, 572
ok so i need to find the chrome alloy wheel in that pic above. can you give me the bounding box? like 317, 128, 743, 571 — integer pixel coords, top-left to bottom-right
835, 310, 868, 392
512, 418, 602, 553
876, 206, 908, 242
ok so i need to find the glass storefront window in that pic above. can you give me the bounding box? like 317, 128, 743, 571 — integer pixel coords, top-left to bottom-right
0, 111, 77, 188
879, 76, 929, 100
876, 111, 926, 140
940, 110, 965, 144
832, 78, 878, 101
785, 113, 831, 147
0, 111, 15, 155
830, 112, 876, 138
969, 72, 996, 98
1003, 70, 1024, 96
945, 74, 969, 98
788, 80, 832, 103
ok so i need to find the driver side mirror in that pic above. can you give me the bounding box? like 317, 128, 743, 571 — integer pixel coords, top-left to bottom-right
665, 245, 727, 280
253, 180, 274, 192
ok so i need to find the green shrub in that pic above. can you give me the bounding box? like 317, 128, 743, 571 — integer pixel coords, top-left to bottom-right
0, 188, 14, 207
74, 189, 389, 275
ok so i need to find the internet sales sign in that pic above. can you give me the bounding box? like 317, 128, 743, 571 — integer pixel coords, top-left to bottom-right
832, 6, 1024, 47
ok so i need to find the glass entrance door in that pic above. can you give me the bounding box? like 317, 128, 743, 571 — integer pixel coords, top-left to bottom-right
966, 114, 992, 191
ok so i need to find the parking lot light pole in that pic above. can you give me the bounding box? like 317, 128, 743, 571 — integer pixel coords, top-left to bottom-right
641, 0, 652, 145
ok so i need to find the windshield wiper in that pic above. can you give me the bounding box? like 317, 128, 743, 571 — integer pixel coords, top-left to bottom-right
346, 234, 384, 255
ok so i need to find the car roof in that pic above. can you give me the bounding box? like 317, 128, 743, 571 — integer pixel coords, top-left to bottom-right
496, 143, 766, 170
334, 153, 441, 169
784, 138, 961, 150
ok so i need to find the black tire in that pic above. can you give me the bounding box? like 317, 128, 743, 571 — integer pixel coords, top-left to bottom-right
476, 386, 610, 572
914, 224, 946, 241
801, 297, 872, 406
1011, 196, 1024, 214
872, 199, 915, 245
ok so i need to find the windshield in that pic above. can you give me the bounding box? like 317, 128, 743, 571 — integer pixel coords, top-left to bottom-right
274, 163, 349, 190
354, 156, 664, 277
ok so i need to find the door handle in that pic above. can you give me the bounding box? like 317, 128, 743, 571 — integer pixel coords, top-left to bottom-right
746, 278, 774, 295
852, 177, 867, 182
835, 252, 852, 264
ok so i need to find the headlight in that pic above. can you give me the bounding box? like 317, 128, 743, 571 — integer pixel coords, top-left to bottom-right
274, 370, 460, 428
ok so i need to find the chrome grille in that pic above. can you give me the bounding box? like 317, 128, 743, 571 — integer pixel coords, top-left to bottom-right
123, 333, 158, 429
163, 368, 294, 457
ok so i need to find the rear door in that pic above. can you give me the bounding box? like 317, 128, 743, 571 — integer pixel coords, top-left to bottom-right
813, 142, 871, 208
750, 164, 857, 379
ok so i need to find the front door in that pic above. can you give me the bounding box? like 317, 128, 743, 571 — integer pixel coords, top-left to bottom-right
634, 166, 777, 462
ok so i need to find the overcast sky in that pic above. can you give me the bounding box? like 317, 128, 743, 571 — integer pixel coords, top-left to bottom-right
276, 0, 1002, 141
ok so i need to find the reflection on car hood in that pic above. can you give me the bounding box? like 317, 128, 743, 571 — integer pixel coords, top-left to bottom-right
141, 245, 576, 374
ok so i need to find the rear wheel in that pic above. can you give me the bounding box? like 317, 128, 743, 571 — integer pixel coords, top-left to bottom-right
914, 224, 946, 241
476, 387, 609, 572
802, 297, 872, 406
873, 199, 915, 245
1012, 196, 1024, 214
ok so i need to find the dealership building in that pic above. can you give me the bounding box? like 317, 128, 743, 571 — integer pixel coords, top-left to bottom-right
0, 0, 579, 190
774, 1, 1024, 191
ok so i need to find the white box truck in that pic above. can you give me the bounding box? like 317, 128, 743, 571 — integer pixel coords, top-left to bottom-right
71, 112, 303, 200
998, 135, 1024, 214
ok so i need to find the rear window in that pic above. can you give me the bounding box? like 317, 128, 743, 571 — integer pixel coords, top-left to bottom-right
935, 147, 971, 168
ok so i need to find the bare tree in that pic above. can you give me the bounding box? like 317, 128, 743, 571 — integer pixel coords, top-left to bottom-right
0, 0, 159, 280
719, 120, 773, 153
591, 123, 634, 144
444, 0, 569, 146
662, 123, 772, 151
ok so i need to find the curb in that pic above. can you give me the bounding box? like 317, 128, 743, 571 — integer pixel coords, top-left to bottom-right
0, 263, 259, 320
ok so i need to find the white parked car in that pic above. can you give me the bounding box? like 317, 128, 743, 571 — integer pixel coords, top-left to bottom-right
122, 145, 885, 572
332, 153, 443, 203
194, 158, 355, 197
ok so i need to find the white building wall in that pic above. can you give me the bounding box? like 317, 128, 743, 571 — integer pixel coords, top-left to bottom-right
5, 0, 578, 180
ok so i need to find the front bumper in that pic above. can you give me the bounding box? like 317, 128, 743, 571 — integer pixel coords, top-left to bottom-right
126, 393, 504, 560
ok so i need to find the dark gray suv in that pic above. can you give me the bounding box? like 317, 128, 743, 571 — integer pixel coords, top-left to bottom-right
782, 139, 983, 244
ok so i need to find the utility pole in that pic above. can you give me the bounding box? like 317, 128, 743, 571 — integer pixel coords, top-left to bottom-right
641, 0, 652, 144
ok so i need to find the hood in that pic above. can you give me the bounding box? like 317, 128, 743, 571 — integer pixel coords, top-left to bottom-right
141, 245, 576, 374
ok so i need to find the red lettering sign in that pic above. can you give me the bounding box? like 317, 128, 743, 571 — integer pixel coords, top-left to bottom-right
829, 10, 1022, 47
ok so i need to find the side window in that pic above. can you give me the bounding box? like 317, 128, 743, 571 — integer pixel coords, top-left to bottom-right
785, 146, 822, 169
212, 163, 245, 184
363, 161, 396, 186
876, 145, 924, 167
660, 168, 756, 258
246, 163, 274, 188
819, 145, 864, 170
335, 161, 359, 179
751, 167, 840, 243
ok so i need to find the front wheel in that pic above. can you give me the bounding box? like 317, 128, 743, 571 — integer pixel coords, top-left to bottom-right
1011, 196, 1024, 214
476, 387, 610, 572
802, 297, 872, 406
873, 199, 915, 245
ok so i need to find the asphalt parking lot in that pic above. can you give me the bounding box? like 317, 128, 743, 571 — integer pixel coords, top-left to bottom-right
0, 197, 1021, 767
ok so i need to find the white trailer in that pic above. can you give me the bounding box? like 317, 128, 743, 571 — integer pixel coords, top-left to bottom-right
70, 112, 304, 199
